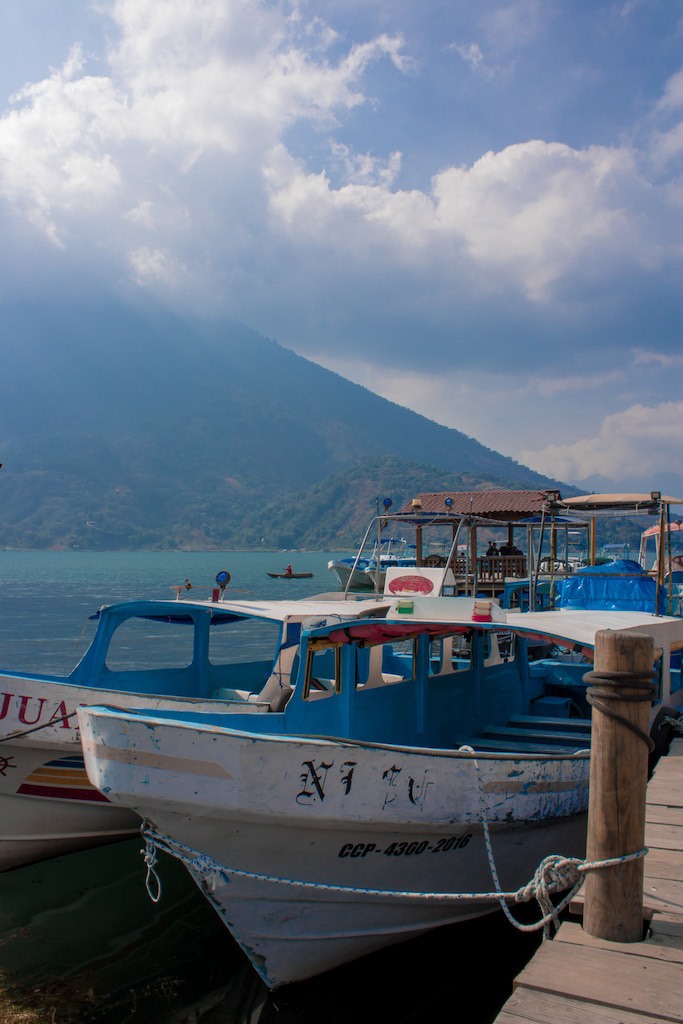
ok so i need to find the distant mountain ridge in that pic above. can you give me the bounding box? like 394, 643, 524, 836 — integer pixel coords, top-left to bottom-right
0, 299, 575, 549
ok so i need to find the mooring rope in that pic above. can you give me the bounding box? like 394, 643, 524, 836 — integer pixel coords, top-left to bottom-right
0, 710, 79, 742
662, 711, 683, 734
582, 668, 657, 751
139, 817, 645, 938
457, 743, 646, 936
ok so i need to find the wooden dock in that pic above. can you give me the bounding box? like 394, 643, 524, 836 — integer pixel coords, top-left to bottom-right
494, 735, 683, 1023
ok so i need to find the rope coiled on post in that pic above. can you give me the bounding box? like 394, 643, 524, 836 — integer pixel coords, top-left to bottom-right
582, 668, 657, 751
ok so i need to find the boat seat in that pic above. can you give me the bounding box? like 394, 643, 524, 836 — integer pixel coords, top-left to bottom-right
482, 724, 592, 747
508, 715, 592, 732
307, 678, 336, 700
255, 672, 293, 711
432, 636, 455, 675
362, 645, 405, 688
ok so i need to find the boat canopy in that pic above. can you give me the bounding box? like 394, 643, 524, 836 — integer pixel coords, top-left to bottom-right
88, 595, 393, 627
558, 559, 667, 614
553, 493, 683, 515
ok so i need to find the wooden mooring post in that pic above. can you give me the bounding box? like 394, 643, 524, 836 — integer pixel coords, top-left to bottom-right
582, 629, 655, 941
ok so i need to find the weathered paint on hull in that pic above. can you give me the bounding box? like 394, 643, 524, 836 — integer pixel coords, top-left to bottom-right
183, 812, 586, 988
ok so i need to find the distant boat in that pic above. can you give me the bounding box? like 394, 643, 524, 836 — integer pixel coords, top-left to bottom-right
267, 571, 313, 579
328, 537, 416, 590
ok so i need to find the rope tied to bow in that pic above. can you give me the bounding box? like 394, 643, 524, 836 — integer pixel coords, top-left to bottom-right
0, 711, 79, 742
138, 819, 646, 942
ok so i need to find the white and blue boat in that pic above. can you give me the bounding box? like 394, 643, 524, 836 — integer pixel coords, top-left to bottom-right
78, 537, 683, 990
328, 536, 416, 590
0, 589, 390, 871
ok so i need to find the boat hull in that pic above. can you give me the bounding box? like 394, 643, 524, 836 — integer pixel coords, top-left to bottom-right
327, 559, 374, 589
79, 708, 590, 988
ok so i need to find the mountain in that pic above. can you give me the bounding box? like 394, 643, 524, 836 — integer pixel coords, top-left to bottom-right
0, 299, 574, 549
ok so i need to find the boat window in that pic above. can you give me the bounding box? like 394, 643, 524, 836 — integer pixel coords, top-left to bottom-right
208, 618, 281, 666
428, 634, 471, 676
303, 645, 340, 700
484, 629, 515, 665
105, 617, 194, 671
356, 640, 415, 688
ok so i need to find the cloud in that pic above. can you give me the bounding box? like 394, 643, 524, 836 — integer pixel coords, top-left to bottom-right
481, 0, 555, 54
0, 0, 680, 485
0, 2, 679, 324
649, 68, 683, 169
0, 45, 122, 244
448, 40, 491, 76
520, 402, 683, 480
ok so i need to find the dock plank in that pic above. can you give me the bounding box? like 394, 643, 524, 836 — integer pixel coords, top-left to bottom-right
646, 803, 683, 826
643, 847, 683, 879
646, 821, 683, 850
495, 988, 659, 1024
572, 876, 683, 918
647, 776, 683, 806
510, 939, 683, 1021
642, 877, 683, 917
556, 919, 683, 965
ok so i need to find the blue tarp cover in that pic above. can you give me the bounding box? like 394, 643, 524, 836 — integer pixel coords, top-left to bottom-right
559, 560, 666, 613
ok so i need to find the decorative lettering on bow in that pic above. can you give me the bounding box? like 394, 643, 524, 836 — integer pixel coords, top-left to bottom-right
382, 764, 403, 808
0, 693, 74, 729
296, 759, 334, 805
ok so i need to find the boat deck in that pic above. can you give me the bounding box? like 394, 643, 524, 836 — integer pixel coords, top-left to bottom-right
493, 736, 683, 1023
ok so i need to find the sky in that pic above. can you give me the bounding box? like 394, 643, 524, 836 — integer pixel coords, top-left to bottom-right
0, 0, 681, 489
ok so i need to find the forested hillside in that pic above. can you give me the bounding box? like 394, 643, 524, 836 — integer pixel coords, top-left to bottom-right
0, 300, 571, 549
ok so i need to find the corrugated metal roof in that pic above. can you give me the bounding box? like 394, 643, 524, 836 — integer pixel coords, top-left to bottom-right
399, 490, 561, 521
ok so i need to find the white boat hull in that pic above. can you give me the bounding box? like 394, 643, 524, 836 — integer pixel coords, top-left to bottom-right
327, 560, 374, 589
79, 708, 589, 988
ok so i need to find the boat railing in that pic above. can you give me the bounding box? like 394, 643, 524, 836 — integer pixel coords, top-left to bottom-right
451, 555, 528, 582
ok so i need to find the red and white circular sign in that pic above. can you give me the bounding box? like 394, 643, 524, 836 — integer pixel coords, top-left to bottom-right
388, 575, 434, 595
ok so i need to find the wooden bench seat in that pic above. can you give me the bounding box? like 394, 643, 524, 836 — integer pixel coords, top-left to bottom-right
508, 714, 592, 732
482, 724, 591, 747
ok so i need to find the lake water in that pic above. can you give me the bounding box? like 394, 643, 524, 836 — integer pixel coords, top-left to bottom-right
0, 550, 542, 1023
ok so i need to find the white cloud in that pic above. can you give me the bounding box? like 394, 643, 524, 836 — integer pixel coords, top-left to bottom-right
431, 142, 644, 301
0, 1, 679, 318
649, 67, 683, 169
521, 402, 683, 480
0, 46, 122, 244
262, 136, 676, 307
0, 0, 680, 483
448, 41, 489, 74
0, 1, 412, 249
